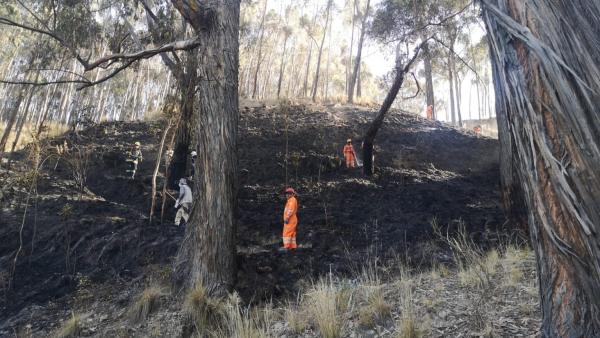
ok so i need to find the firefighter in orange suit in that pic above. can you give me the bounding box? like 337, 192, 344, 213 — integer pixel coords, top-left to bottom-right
343, 139, 356, 168
280, 187, 298, 251
426, 105, 434, 120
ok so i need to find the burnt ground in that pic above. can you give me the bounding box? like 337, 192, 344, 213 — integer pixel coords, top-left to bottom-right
0, 103, 506, 334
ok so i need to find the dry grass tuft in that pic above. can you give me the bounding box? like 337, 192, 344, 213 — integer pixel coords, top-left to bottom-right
396, 315, 421, 338
284, 303, 308, 334
395, 268, 425, 338
183, 282, 223, 331
430, 262, 450, 280
359, 285, 391, 328
128, 286, 166, 324
501, 245, 528, 287
213, 293, 272, 338
306, 279, 343, 338
54, 313, 81, 338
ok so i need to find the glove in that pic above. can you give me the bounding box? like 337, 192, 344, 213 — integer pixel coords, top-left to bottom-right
175, 202, 179, 208
284, 219, 289, 225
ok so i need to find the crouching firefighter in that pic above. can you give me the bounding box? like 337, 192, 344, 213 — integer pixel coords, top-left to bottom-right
280, 187, 299, 251
175, 178, 193, 228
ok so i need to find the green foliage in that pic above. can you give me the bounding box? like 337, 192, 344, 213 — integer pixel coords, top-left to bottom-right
54, 0, 101, 49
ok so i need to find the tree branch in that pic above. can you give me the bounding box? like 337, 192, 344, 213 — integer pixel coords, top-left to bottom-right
0, 79, 90, 86
77, 60, 136, 90
401, 72, 421, 99
0, 15, 200, 83
84, 37, 201, 70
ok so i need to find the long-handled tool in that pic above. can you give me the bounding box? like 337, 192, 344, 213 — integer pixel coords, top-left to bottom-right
165, 191, 177, 201
352, 148, 363, 167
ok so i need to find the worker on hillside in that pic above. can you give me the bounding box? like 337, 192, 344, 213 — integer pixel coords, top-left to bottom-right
190, 150, 198, 180
280, 187, 299, 251
426, 105, 434, 120
175, 178, 193, 228
343, 139, 356, 168
126, 141, 143, 179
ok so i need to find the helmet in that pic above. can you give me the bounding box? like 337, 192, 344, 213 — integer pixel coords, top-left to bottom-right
191, 151, 197, 156
347, 139, 352, 143
285, 187, 295, 194
179, 178, 187, 185
134, 141, 141, 147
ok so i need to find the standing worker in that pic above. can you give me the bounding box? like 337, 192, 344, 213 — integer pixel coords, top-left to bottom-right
343, 139, 356, 168
126, 141, 143, 179
175, 178, 193, 228
280, 187, 299, 251
426, 105, 434, 120
190, 150, 198, 180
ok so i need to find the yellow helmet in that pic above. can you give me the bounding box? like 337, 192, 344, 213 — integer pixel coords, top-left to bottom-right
134, 142, 141, 147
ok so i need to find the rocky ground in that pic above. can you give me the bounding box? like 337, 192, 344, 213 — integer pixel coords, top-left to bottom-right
0, 103, 539, 337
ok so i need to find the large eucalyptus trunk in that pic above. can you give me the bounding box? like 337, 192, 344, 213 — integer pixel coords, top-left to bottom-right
482, 0, 600, 335
171, 0, 239, 296
169, 52, 197, 187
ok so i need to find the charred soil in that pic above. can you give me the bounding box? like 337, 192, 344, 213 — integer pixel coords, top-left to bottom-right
0, 104, 507, 334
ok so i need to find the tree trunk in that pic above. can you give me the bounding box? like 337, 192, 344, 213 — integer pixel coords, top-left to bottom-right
169, 52, 197, 188
363, 45, 422, 176
303, 44, 313, 98
482, 0, 600, 335
447, 54, 456, 126
346, 0, 357, 94
150, 119, 172, 224
325, 17, 333, 100
277, 34, 290, 98
172, 0, 239, 296
356, 63, 362, 98
422, 40, 435, 119
0, 87, 26, 154
454, 74, 462, 126
348, 0, 370, 104
311, 0, 333, 103
251, 0, 268, 100
10, 83, 38, 155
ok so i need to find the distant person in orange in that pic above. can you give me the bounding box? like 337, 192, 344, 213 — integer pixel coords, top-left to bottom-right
474, 125, 482, 135
343, 139, 356, 168
426, 105, 434, 120
280, 187, 298, 251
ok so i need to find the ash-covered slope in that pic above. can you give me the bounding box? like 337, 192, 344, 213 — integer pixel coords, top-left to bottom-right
0, 104, 504, 334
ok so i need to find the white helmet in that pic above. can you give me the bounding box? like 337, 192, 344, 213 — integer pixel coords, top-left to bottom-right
179, 178, 187, 185
191, 151, 197, 157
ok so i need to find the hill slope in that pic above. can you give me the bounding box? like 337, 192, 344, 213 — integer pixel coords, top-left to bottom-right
0, 104, 508, 335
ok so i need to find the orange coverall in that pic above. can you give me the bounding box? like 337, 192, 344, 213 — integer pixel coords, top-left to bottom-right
426, 105, 434, 120
282, 196, 298, 249
343, 144, 355, 168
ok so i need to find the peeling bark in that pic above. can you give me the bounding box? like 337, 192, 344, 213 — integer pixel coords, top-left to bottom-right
482, 0, 600, 335
172, 0, 239, 296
